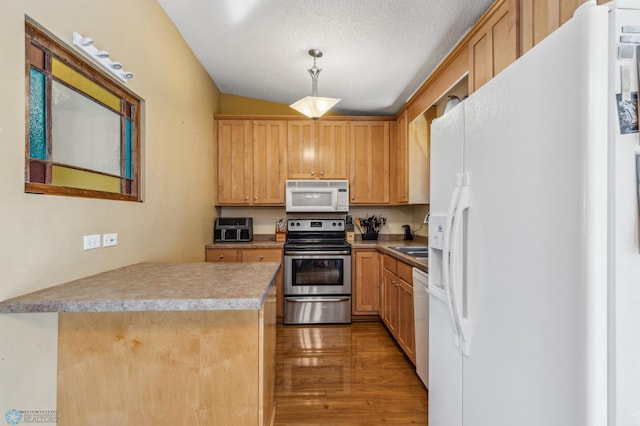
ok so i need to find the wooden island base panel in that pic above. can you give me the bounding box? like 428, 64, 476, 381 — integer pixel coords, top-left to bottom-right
58, 298, 275, 426
0, 263, 279, 426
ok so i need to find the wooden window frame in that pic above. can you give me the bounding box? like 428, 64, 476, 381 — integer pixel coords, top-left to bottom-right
24, 20, 142, 202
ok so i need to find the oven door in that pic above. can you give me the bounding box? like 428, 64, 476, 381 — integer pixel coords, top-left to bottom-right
284, 253, 351, 296
285, 188, 338, 212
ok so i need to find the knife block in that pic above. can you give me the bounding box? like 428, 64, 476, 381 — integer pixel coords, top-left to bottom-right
345, 223, 355, 244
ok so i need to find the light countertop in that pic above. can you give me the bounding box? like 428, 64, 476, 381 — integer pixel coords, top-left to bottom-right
0, 262, 280, 313
204, 234, 428, 271
351, 238, 429, 271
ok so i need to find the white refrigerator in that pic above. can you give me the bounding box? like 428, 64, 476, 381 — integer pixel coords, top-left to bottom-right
428, 1, 640, 425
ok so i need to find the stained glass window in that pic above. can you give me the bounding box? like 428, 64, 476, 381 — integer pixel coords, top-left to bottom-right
25, 20, 142, 202
29, 69, 47, 161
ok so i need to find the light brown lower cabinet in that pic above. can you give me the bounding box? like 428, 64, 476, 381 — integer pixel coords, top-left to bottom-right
206, 247, 284, 321
381, 254, 416, 364
352, 249, 382, 316
57, 285, 277, 426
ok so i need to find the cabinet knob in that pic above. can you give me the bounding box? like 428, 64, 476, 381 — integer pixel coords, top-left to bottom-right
351, 196, 355, 201
259, 255, 264, 260
320, 171, 324, 176
244, 196, 249, 201
311, 171, 315, 176
219, 255, 224, 259
254, 196, 257, 201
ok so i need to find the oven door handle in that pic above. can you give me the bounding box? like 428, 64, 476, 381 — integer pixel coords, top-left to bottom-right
284, 250, 351, 256
285, 297, 351, 303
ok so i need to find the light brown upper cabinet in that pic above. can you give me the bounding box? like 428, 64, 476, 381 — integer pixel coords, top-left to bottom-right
287, 120, 348, 180
390, 115, 408, 204
519, 0, 582, 55
391, 110, 432, 205
468, 0, 518, 94
217, 120, 252, 205
349, 120, 390, 205
253, 121, 287, 204
217, 119, 287, 205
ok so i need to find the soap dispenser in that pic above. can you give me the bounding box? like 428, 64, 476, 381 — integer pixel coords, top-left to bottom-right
402, 224, 413, 241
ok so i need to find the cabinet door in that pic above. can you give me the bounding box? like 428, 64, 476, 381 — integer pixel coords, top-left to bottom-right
205, 248, 239, 262
217, 120, 252, 204
287, 120, 315, 179
316, 121, 349, 179
420, 106, 437, 204
240, 248, 282, 263
241, 248, 284, 321
397, 260, 413, 285
349, 121, 390, 204
253, 121, 287, 204
397, 278, 416, 364
468, 0, 517, 93
390, 112, 409, 204
382, 269, 399, 334
519, 0, 581, 55
383, 254, 397, 274
352, 250, 382, 315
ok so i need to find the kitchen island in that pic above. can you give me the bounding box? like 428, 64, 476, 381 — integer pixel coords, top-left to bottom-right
0, 262, 279, 426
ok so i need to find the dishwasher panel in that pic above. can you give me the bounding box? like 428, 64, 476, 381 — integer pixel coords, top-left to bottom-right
413, 267, 429, 388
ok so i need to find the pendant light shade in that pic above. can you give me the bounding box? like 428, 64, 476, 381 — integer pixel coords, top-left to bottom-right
290, 95, 341, 119
290, 49, 340, 119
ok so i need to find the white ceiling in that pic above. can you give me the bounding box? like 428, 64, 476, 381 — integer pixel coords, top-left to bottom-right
156, 0, 494, 116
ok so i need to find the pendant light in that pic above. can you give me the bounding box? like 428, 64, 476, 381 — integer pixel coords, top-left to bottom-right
289, 49, 340, 120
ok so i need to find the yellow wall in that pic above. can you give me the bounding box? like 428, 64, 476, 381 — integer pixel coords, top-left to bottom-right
1, 0, 220, 414
221, 93, 297, 115
221, 93, 344, 116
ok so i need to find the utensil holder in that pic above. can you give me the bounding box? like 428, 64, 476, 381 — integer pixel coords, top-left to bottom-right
362, 230, 379, 240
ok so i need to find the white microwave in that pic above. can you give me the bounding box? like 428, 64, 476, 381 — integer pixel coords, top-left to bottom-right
285, 180, 349, 213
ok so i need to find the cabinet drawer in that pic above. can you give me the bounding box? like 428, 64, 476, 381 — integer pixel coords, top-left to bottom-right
383, 254, 397, 273
397, 261, 413, 285
206, 248, 239, 262
240, 249, 282, 263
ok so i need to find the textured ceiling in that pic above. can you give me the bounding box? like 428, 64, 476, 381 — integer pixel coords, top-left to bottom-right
156, 0, 494, 116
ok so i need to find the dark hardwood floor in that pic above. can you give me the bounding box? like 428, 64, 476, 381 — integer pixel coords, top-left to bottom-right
274, 321, 428, 425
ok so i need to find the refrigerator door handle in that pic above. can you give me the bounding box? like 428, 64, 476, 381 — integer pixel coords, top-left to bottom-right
442, 175, 463, 347
451, 183, 471, 355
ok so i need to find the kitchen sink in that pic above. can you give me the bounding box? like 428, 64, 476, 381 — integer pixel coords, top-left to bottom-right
390, 246, 428, 258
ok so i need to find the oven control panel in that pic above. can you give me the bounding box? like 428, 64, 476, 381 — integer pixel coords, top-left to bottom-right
287, 218, 345, 232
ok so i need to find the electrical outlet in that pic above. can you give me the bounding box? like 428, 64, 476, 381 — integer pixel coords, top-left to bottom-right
83, 234, 101, 250
103, 233, 118, 247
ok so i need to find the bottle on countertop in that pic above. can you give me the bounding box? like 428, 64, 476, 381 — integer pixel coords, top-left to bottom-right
402, 224, 413, 241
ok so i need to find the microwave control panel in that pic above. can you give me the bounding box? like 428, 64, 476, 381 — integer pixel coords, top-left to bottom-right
337, 188, 349, 211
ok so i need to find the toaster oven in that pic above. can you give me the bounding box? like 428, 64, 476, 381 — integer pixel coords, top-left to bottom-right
214, 217, 253, 242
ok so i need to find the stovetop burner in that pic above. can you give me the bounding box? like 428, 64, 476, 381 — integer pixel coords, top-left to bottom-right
285, 218, 350, 253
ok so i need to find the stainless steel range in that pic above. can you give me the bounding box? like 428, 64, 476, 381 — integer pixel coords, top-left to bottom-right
283, 218, 351, 324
